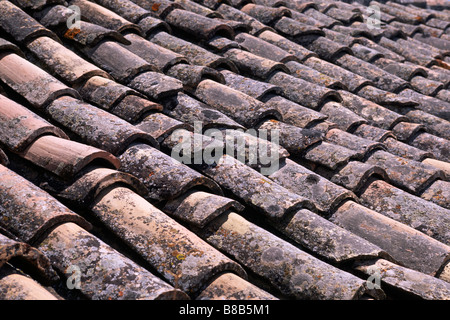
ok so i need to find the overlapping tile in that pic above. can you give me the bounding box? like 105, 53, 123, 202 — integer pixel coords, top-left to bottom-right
1, 0, 449, 301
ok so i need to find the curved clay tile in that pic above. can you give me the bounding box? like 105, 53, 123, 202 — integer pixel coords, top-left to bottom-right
303, 141, 361, 170
365, 150, 444, 194
285, 61, 347, 90
0, 164, 91, 245
320, 102, 367, 132
58, 167, 149, 207
331, 201, 450, 276
112, 94, 163, 123
166, 64, 225, 91
223, 48, 289, 79
0, 265, 59, 300
0, 233, 58, 283
280, 208, 388, 265
356, 37, 405, 62
268, 71, 342, 110
46, 96, 159, 154
81, 40, 155, 82
37, 5, 131, 46
164, 92, 245, 130
392, 122, 426, 143
0, 94, 68, 152
90, 186, 246, 295
128, 71, 184, 100
258, 119, 322, 156
334, 54, 410, 93
216, 3, 273, 35
138, 15, 172, 36
355, 259, 450, 300
199, 211, 371, 299
93, 0, 152, 23
288, 8, 327, 28
207, 35, 242, 52
0, 1, 59, 44
273, 16, 324, 38
0, 37, 24, 57
325, 128, 386, 160
119, 143, 222, 201
383, 137, 434, 162
426, 17, 450, 30
174, 0, 223, 18
235, 32, 299, 63
37, 222, 188, 300
405, 109, 450, 141
325, 7, 363, 24
219, 128, 290, 169
378, 37, 436, 67
27, 36, 112, 85
257, 30, 317, 62
302, 7, 342, 29
297, 35, 353, 62
330, 161, 390, 194
360, 179, 450, 246
324, 28, 358, 47
122, 33, 187, 72
163, 190, 244, 228
19, 135, 120, 179
241, 4, 291, 26
269, 158, 357, 213
196, 272, 277, 300
200, 154, 315, 219
130, 0, 182, 19
78, 75, 143, 110
148, 31, 238, 71
410, 132, 450, 163
353, 124, 395, 143
356, 85, 418, 108
410, 75, 444, 96
263, 95, 328, 128
136, 112, 191, 142
338, 90, 409, 130
420, 180, 450, 210
0, 53, 80, 108
303, 57, 372, 93
195, 79, 280, 128
374, 57, 428, 81
220, 69, 282, 100
70, 0, 143, 34
399, 88, 450, 120
165, 9, 235, 40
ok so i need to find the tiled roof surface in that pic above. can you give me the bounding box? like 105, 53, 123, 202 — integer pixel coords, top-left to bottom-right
0, 0, 449, 300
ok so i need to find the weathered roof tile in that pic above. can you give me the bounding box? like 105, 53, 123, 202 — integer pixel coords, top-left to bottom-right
0, 164, 91, 244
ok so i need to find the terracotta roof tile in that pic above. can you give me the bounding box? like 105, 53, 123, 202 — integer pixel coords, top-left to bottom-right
331, 201, 450, 276
90, 186, 246, 295
0, 1, 59, 43
354, 259, 450, 300
0, 233, 58, 283
0, 94, 68, 152
196, 273, 278, 300
0, 164, 91, 244
0, 0, 449, 301
119, 143, 222, 201
0, 52, 79, 108
37, 222, 187, 299
46, 96, 159, 154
